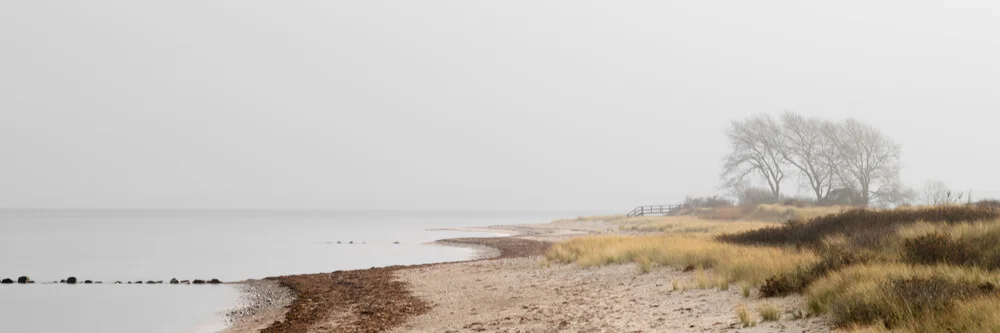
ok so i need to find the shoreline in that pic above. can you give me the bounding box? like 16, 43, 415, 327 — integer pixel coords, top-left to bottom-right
222, 225, 547, 332
224, 221, 600, 332
244, 234, 552, 333
228, 220, 830, 332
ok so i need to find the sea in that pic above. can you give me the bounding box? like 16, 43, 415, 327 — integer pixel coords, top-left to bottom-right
0, 209, 601, 333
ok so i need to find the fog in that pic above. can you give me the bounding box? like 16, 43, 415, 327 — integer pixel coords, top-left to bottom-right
2, 1, 998, 211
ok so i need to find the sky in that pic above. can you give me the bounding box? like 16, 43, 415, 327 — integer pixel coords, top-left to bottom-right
1, 1, 999, 211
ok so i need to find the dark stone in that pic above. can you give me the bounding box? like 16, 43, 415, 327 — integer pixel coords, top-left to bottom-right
180, 280, 190, 284
192, 279, 206, 285
170, 278, 179, 284
60, 279, 66, 283
208, 279, 222, 284
146, 281, 155, 284
349, 241, 354, 244
115, 281, 123, 284
393, 241, 400, 245
17, 276, 31, 284
66, 277, 77, 284
135, 281, 143, 284
84, 280, 93, 284
1, 278, 13, 284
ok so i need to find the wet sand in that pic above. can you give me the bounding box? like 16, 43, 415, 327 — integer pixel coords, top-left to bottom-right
222, 279, 294, 333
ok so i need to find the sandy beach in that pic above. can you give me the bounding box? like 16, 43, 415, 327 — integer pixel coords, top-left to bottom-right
226, 219, 831, 332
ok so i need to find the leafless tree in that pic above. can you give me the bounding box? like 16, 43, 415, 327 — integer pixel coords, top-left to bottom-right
824, 118, 902, 206
778, 112, 837, 202
922, 179, 968, 205
721, 114, 785, 199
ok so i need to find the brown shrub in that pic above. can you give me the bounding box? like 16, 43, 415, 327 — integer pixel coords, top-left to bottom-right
902, 232, 976, 266
717, 206, 998, 247
976, 199, 1000, 210
760, 246, 872, 297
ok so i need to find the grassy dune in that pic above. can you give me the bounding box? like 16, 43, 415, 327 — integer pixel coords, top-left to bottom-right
546, 205, 1000, 332
620, 216, 776, 235
545, 234, 818, 286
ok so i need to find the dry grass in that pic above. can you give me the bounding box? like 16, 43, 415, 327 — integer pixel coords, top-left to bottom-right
619, 216, 778, 236
758, 303, 781, 322
893, 221, 1000, 269
551, 214, 657, 224
550, 206, 1000, 331
718, 206, 999, 247
806, 263, 1000, 331
544, 234, 818, 288
736, 304, 756, 327
745, 204, 852, 222
740, 283, 752, 298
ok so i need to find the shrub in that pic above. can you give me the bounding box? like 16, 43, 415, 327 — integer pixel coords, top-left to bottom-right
717, 206, 998, 247
902, 232, 975, 266
731, 186, 781, 206
782, 197, 814, 208
682, 196, 734, 209
805, 264, 1000, 329
896, 221, 1000, 271
976, 199, 1000, 210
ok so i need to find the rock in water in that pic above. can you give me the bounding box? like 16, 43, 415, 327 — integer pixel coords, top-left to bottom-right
17, 276, 31, 284
84, 280, 93, 284
66, 277, 78, 284
192, 280, 206, 285
208, 279, 222, 284
170, 278, 179, 284
1, 278, 13, 284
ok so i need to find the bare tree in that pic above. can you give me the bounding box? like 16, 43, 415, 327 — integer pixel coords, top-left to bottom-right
721, 114, 785, 199
922, 179, 968, 205
824, 118, 902, 206
778, 112, 837, 202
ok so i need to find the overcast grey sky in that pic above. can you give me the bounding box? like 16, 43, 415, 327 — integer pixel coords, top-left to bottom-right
2, 1, 998, 210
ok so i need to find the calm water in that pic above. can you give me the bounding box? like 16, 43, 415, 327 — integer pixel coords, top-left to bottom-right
0, 210, 592, 333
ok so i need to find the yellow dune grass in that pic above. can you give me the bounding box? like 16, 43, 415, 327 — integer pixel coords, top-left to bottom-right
806, 263, 1000, 332
544, 234, 818, 287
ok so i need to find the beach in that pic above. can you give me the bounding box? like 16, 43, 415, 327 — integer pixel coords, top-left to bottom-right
231, 219, 831, 332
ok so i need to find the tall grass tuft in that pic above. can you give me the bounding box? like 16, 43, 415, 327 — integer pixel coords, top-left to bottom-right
758, 303, 781, 322
740, 283, 752, 298
736, 304, 756, 327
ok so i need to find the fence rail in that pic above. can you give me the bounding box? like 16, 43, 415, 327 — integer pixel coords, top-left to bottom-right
626, 204, 682, 217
